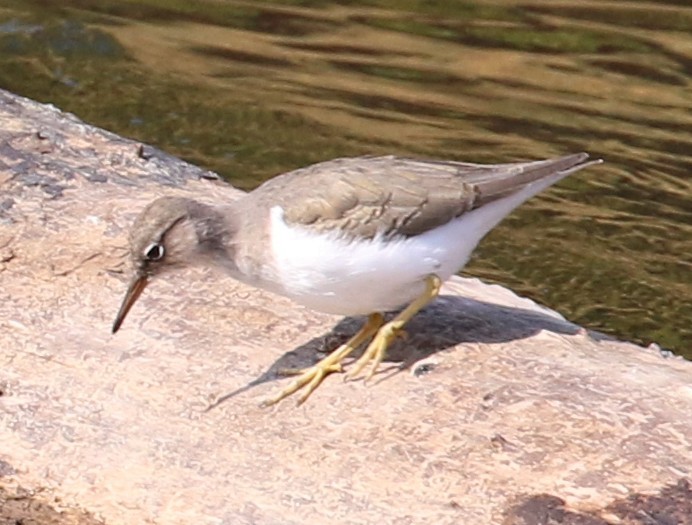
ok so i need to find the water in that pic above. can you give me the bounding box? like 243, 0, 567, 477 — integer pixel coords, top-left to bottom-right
0, 0, 689, 356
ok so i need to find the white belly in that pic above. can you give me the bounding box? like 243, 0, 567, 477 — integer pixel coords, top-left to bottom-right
267, 206, 494, 315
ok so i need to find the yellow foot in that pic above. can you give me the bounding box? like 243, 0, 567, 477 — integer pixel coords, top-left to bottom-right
346, 274, 442, 383
345, 322, 402, 382
261, 361, 344, 407
260, 274, 442, 407
261, 313, 384, 407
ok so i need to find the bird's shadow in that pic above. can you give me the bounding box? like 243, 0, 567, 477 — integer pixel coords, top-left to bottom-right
205, 294, 604, 410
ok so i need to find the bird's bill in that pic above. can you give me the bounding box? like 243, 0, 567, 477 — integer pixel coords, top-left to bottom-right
112, 274, 148, 334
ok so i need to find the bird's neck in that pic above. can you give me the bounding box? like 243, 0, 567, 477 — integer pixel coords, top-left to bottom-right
188, 200, 243, 273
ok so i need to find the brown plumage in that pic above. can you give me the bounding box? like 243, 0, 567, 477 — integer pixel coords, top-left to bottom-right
252, 153, 594, 239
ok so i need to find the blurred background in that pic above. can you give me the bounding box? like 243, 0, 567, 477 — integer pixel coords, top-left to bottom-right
0, 0, 689, 356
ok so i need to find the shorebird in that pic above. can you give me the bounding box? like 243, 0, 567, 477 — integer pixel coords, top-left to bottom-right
112, 153, 601, 405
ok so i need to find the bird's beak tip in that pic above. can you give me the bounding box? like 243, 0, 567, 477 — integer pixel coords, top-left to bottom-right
112, 274, 148, 335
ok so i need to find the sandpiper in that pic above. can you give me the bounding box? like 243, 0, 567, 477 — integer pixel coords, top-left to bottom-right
112, 153, 601, 405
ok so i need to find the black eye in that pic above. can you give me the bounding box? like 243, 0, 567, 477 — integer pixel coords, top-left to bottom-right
144, 243, 165, 261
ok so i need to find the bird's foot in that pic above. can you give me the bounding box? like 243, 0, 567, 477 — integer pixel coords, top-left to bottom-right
346, 274, 441, 383
261, 313, 384, 407
261, 359, 346, 407
260, 275, 441, 407
345, 321, 403, 382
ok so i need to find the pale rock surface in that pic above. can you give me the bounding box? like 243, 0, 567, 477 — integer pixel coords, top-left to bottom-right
0, 89, 690, 524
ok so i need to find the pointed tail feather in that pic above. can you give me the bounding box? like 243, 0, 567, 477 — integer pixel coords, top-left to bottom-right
473, 153, 603, 207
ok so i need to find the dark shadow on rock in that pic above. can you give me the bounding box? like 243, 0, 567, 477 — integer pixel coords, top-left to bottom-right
0, 480, 106, 525
0, 459, 16, 478
206, 294, 583, 409
503, 478, 692, 525
606, 478, 692, 525
504, 493, 610, 525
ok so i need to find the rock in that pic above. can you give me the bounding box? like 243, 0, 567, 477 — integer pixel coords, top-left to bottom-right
0, 88, 690, 525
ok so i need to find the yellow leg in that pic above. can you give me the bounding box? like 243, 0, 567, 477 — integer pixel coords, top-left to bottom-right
261, 313, 385, 407
346, 274, 442, 382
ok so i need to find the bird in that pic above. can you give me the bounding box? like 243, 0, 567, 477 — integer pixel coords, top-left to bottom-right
112, 152, 602, 406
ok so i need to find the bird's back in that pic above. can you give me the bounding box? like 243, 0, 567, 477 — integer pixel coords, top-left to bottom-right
244, 153, 596, 240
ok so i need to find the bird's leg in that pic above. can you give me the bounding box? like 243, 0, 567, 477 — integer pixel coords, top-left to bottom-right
346, 274, 442, 382
261, 313, 385, 406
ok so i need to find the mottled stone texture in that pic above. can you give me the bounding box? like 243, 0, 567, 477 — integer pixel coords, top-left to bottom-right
0, 89, 690, 525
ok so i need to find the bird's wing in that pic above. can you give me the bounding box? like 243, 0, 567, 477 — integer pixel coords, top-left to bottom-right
250, 153, 597, 240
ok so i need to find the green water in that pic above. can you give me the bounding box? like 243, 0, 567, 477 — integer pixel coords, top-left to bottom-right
0, 0, 690, 356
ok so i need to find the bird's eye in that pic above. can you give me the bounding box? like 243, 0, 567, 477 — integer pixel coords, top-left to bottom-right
144, 243, 165, 261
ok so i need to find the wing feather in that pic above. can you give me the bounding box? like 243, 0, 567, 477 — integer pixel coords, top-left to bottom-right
247, 153, 597, 240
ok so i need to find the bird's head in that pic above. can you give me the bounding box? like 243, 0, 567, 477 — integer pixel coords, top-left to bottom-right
111, 196, 227, 333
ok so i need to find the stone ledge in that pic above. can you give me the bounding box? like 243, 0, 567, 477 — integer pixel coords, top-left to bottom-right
1, 89, 690, 525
